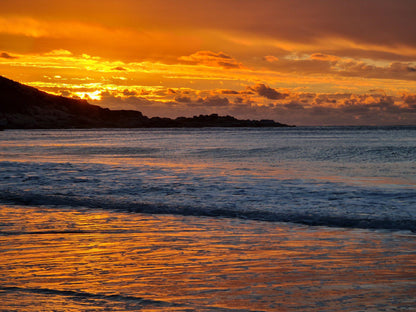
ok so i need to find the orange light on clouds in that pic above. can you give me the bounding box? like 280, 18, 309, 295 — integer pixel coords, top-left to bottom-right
0, 0, 415, 125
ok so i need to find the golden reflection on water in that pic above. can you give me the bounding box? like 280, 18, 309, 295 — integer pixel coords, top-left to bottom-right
1, 205, 415, 311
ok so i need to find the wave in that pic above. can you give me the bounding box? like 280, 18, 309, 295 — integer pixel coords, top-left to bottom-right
0, 286, 170, 307
1, 190, 415, 232
0, 286, 255, 311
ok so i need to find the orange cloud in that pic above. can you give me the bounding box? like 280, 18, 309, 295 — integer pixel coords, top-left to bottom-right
1, 0, 416, 126
249, 84, 287, 100
45, 49, 72, 56
310, 53, 340, 62
179, 51, 242, 69
264, 55, 279, 63
93, 86, 416, 126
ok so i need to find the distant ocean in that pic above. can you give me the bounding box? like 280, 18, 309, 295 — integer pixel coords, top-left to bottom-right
1, 127, 415, 311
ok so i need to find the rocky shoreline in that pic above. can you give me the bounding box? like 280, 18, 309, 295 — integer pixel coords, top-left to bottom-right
0, 76, 292, 129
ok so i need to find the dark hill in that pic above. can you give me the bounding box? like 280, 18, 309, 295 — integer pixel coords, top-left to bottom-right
0, 76, 291, 129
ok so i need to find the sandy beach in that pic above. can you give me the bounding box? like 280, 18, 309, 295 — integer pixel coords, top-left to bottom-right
2, 0, 416, 309
1, 204, 415, 311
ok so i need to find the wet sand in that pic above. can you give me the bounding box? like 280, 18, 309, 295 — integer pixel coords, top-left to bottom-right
1, 205, 415, 311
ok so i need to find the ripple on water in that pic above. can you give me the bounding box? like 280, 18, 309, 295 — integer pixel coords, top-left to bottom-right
1, 205, 415, 311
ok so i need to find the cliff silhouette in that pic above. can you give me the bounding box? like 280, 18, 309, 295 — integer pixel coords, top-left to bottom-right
0, 76, 291, 129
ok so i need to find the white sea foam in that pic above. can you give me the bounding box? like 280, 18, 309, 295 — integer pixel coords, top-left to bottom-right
0, 127, 415, 230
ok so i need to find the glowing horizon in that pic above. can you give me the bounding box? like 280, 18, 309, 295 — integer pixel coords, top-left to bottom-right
1, 0, 415, 125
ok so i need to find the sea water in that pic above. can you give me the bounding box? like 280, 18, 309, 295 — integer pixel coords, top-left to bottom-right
1, 127, 415, 231
0, 127, 415, 311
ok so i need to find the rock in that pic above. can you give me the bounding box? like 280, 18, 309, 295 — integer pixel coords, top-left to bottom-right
0, 75, 293, 129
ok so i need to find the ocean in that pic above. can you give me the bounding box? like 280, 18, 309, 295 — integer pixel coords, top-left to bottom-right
0, 126, 415, 311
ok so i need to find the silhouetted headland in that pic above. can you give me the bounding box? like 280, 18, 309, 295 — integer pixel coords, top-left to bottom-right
0, 76, 292, 129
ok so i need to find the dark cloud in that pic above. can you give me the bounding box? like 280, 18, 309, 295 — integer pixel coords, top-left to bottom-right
284, 102, 304, 110
195, 51, 231, 59
0, 52, 18, 59
404, 94, 416, 105
220, 90, 240, 95
91, 89, 416, 126
112, 66, 127, 71
250, 84, 287, 100
313, 94, 337, 105
367, 97, 401, 113
336, 61, 416, 81
194, 95, 230, 107
234, 97, 244, 104
60, 90, 71, 97
216, 61, 241, 69
369, 89, 386, 93
341, 103, 371, 114
389, 62, 416, 73
261, 55, 416, 81
123, 89, 137, 96
175, 96, 192, 103
240, 90, 255, 95
266, 92, 416, 125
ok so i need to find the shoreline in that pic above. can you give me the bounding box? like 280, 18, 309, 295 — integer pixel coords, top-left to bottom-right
1, 190, 416, 233
1, 204, 415, 311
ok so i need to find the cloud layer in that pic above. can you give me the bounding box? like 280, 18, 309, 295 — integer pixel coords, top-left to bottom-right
90, 83, 415, 126
0, 0, 415, 125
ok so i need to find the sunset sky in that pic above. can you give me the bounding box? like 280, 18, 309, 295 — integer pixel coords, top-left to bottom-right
1, 0, 416, 125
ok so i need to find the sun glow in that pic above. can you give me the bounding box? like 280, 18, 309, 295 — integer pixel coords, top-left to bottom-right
1, 0, 415, 125
75, 90, 102, 101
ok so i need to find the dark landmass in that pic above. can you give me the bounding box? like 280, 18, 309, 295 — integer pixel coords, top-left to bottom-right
0, 75, 292, 129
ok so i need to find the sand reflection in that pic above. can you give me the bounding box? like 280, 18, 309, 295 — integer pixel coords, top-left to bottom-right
1, 205, 415, 311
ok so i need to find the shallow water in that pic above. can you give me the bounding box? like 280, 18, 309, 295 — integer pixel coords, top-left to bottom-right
0, 127, 415, 310
1, 205, 415, 311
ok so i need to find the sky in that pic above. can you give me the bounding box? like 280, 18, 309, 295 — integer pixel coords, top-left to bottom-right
1, 0, 416, 125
